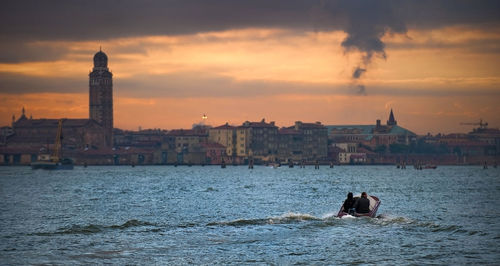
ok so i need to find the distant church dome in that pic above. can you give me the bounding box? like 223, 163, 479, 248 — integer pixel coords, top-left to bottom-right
93, 50, 108, 68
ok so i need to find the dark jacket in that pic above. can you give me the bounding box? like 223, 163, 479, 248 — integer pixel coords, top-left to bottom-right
353, 197, 370, 213
343, 198, 356, 213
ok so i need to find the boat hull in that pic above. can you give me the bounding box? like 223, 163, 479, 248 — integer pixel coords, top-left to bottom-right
337, 195, 381, 218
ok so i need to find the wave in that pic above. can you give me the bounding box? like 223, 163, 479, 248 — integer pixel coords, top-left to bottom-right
207, 212, 323, 227
204, 187, 218, 192
109, 219, 155, 229
372, 214, 414, 225
416, 221, 462, 232
31, 215, 475, 236
373, 214, 473, 234
32, 219, 156, 236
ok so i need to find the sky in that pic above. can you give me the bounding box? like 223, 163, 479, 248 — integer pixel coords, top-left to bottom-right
1, 0, 500, 134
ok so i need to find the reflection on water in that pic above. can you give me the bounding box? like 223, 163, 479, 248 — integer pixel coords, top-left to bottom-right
0, 165, 499, 264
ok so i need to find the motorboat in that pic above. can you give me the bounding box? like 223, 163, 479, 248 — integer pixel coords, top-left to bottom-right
337, 194, 381, 218
31, 156, 74, 170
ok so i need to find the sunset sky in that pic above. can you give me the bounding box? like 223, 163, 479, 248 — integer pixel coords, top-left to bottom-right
1, 0, 499, 134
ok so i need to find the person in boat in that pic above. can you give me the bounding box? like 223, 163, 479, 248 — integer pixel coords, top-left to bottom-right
342, 192, 356, 215
353, 192, 370, 214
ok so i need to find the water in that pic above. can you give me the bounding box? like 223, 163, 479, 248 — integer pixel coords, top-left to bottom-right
0, 165, 499, 265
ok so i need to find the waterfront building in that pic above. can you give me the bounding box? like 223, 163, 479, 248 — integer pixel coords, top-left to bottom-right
165, 127, 208, 164
277, 127, 301, 162
0, 126, 14, 145
338, 152, 367, 164
201, 142, 227, 164
236, 125, 250, 157
330, 142, 368, 164
468, 126, 500, 155
277, 121, 327, 162
438, 133, 497, 157
77, 147, 158, 165
327, 109, 416, 149
236, 119, 278, 160
0, 108, 106, 165
111, 128, 168, 164
208, 123, 237, 157
114, 128, 167, 149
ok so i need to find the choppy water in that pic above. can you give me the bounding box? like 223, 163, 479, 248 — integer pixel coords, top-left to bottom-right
0, 165, 499, 265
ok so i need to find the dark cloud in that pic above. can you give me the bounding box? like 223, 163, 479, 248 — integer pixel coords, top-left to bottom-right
0, 0, 314, 43
386, 35, 500, 55
367, 86, 500, 97
317, 1, 407, 93
1, 0, 500, 95
0, 42, 72, 63
336, 1, 406, 63
0, 73, 86, 94
1, 0, 499, 45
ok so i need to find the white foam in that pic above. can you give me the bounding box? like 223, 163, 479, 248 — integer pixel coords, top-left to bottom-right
373, 213, 414, 225
320, 212, 338, 219
279, 212, 318, 220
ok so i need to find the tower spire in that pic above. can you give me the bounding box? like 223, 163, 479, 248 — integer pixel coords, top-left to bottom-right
387, 108, 397, 126
19, 106, 27, 119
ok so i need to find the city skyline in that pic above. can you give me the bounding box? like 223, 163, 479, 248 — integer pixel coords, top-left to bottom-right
1, 1, 500, 134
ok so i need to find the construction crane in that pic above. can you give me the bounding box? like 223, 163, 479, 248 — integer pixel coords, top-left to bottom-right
31, 118, 73, 170
460, 119, 488, 129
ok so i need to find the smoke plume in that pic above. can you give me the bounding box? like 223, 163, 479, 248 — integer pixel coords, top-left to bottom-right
351, 66, 367, 94
352, 67, 366, 79
335, 0, 408, 94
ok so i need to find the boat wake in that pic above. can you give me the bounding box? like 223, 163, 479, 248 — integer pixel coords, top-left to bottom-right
30, 215, 475, 237
372, 214, 414, 225
32, 219, 157, 236
207, 212, 322, 227
206, 211, 402, 228
371, 214, 476, 234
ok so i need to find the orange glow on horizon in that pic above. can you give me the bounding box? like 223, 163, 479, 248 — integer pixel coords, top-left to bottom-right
2, 92, 499, 135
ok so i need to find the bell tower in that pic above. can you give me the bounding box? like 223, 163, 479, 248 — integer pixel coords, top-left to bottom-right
89, 48, 113, 147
